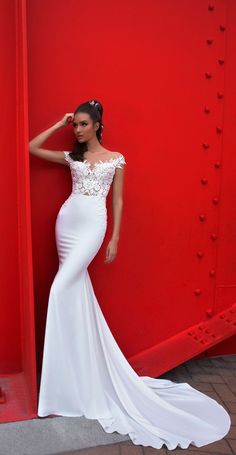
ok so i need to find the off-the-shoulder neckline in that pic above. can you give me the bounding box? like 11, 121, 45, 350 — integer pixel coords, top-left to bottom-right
64, 151, 124, 170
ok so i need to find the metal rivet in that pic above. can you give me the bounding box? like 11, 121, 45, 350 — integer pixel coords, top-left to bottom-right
218, 58, 224, 65
212, 197, 219, 205
216, 126, 222, 134
202, 142, 210, 149
214, 161, 221, 168
217, 92, 224, 99
204, 106, 211, 114
194, 288, 201, 296
197, 251, 204, 258
219, 25, 226, 31
205, 72, 212, 79
211, 233, 217, 240
199, 214, 206, 222
206, 309, 213, 317
206, 39, 213, 45
208, 4, 214, 11
201, 178, 208, 184
209, 269, 216, 277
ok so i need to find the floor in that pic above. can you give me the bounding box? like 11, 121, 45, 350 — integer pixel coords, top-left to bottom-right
0, 354, 235, 455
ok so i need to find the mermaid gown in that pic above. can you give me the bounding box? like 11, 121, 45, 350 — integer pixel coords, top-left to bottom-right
37, 151, 231, 450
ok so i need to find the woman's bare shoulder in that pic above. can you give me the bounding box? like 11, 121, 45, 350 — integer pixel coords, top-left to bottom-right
100, 148, 122, 160
108, 150, 123, 159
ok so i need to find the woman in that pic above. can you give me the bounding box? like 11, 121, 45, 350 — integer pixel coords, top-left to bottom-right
30, 100, 231, 450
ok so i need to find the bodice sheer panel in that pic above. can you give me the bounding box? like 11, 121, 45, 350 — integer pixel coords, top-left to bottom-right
63, 151, 126, 198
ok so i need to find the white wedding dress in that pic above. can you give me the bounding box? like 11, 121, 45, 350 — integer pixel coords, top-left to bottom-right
37, 151, 231, 450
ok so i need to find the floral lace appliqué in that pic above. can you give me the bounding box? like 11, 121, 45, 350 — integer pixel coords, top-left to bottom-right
63, 151, 126, 198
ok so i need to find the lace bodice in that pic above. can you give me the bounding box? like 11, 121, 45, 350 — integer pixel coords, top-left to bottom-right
63, 151, 126, 198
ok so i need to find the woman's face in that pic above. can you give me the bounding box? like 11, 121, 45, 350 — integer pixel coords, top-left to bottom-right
73, 112, 99, 142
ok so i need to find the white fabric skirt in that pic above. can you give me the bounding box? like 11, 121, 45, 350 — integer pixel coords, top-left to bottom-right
37, 193, 231, 450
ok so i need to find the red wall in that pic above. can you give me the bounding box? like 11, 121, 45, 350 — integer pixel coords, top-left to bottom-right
0, 1, 22, 372
0, 0, 37, 423
26, 0, 236, 375
204, 0, 236, 357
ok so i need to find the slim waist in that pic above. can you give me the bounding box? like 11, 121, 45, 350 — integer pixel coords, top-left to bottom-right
72, 191, 106, 198
71, 191, 107, 203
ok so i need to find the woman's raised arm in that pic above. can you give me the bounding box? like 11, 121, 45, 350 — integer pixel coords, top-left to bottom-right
29, 113, 74, 165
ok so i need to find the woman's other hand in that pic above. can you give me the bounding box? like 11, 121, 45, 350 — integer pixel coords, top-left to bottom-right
105, 239, 118, 263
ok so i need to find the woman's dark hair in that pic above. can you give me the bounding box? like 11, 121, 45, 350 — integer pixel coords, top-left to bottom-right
69, 99, 104, 162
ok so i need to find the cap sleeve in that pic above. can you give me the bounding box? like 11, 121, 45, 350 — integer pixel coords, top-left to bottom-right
115, 153, 126, 169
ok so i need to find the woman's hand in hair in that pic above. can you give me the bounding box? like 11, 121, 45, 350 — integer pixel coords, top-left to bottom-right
58, 113, 74, 127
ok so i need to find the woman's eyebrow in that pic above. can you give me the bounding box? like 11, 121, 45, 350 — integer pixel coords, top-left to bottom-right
73, 120, 88, 125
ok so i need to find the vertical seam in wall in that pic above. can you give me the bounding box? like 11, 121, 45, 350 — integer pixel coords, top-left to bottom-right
213, 0, 229, 312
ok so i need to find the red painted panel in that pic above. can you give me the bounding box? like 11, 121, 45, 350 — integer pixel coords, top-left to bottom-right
0, 0, 21, 373
215, 0, 236, 308
0, 0, 37, 423
26, 0, 236, 385
206, 0, 236, 357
